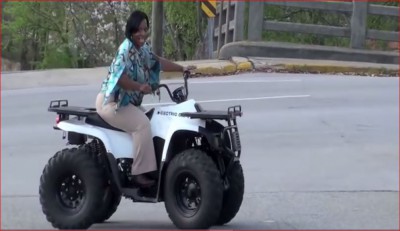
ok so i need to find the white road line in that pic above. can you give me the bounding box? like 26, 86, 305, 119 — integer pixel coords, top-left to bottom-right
143, 94, 311, 106
164, 79, 302, 85
189, 79, 302, 84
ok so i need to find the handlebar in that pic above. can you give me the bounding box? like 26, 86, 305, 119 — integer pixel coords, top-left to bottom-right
157, 83, 174, 100
156, 70, 192, 103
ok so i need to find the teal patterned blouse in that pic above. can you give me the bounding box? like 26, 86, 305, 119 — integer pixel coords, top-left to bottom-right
100, 38, 161, 110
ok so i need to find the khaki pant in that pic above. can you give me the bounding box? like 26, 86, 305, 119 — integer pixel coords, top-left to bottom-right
95, 93, 157, 175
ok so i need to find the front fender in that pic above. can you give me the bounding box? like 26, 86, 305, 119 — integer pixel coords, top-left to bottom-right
160, 119, 205, 161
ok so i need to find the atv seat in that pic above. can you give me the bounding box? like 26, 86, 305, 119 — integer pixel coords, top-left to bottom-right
85, 114, 125, 132
85, 109, 155, 133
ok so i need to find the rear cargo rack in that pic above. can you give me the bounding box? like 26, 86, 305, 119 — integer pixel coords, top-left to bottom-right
181, 105, 243, 158
48, 99, 96, 117
179, 105, 242, 121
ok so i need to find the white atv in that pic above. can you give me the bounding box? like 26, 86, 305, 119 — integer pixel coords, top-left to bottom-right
39, 71, 244, 230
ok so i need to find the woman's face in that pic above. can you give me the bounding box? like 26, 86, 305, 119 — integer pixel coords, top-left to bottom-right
132, 19, 149, 47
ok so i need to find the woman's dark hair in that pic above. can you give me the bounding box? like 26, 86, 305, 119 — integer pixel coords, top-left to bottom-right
125, 10, 149, 40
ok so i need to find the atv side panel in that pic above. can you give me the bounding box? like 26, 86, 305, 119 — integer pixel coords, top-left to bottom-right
149, 99, 203, 140
56, 118, 134, 159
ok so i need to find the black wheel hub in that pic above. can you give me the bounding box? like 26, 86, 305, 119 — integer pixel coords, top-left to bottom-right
175, 173, 201, 217
58, 174, 85, 210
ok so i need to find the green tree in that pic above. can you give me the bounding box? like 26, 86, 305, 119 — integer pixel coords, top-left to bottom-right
163, 2, 204, 61
2, 1, 207, 70
2, 2, 72, 70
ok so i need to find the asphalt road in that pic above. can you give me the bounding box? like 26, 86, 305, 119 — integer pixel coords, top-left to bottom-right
2, 72, 399, 229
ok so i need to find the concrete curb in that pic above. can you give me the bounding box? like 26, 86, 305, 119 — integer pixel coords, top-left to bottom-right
180, 56, 398, 77
280, 64, 399, 76
173, 57, 253, 77
174, 59, 235, 76
230, 56, 254, 72
248, 57, 399, 77
194, 62, 237, 75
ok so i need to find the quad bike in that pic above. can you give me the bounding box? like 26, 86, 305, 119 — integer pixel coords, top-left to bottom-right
39, 71, 245, 230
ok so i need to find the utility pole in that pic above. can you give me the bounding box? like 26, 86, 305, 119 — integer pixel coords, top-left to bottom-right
207, 18, 214, 59
151, 1, 163, 56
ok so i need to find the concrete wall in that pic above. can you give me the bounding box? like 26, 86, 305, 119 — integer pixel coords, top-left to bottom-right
212, 1, 399, 64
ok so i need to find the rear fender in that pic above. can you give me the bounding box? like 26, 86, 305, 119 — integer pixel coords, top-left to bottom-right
56, 118, 133, 159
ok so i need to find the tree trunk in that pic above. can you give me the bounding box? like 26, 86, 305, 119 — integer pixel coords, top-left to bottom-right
20, 34, 30, 70
151, 1, 164, 56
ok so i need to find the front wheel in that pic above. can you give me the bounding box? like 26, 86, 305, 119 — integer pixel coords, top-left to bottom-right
216, 161, 245, 225
39, 148, 106, 229
164, 149, 224, 229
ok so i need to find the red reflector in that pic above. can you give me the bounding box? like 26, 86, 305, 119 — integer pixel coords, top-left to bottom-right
56, 115, 60, 124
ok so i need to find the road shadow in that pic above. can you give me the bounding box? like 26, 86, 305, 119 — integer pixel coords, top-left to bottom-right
90, 220, 287, 230
91, 221, 231, 230
90, 220, 176, 230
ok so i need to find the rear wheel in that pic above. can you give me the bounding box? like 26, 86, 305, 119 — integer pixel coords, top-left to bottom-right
79, 141, 122, 223
94, 187, 122, 223
164, 149, 224, 229
39, 148, 106, 229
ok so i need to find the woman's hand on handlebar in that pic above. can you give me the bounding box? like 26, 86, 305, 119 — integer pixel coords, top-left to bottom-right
140, 84, 152, 94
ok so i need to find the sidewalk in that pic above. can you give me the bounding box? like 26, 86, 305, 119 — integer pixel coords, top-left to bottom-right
2, 57, 398, 90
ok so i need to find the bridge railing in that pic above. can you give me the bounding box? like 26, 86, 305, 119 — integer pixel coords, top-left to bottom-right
213, 1, 245, 57
212, 1, 398, 57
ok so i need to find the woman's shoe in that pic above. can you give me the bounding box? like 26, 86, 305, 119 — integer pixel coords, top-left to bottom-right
132, 174, 155, 188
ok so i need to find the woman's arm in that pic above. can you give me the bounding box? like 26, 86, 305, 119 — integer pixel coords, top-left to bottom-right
118, 73, 152, 94
154, 55, 183, 72
153, 54, 196, 72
